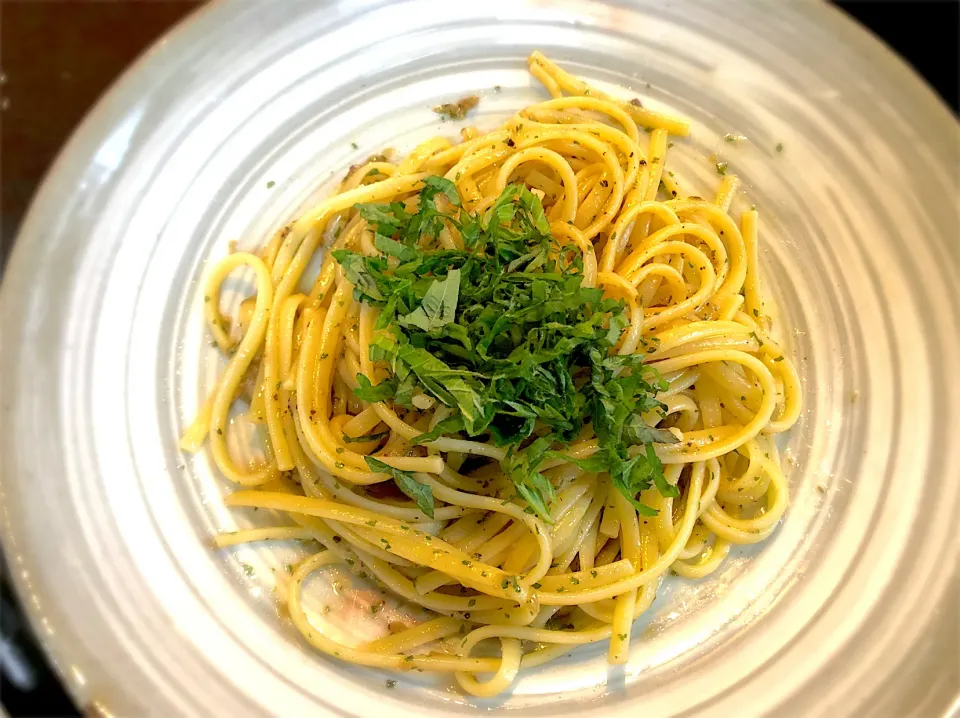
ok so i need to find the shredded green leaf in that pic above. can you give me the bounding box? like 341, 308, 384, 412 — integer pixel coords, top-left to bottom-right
399, 268, 461, 331
411, 415, 466, 445
353, 373, 395, 402
364, 456, 435, 519
334, 177, 676, 521
342, 429, 391, 444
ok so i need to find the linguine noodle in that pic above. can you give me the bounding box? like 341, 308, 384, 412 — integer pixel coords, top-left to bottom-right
183, 51, 801, 697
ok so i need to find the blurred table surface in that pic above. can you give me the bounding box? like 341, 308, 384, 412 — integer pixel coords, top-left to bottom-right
0, 1, 956, 716
1, 0, 203, 269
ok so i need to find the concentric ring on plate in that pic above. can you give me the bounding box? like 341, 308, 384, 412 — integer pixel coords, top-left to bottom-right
0, 2, 957, 716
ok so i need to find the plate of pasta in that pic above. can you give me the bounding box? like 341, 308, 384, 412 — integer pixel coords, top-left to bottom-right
1, 2, 957, 717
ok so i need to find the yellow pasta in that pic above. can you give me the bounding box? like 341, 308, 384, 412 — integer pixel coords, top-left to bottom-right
183, 52, 801, 697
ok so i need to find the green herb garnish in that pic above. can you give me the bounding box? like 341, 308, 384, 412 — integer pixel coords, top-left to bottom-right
334, 178, 677, 521
342, 429, 391, 444
365, 456, 435, 519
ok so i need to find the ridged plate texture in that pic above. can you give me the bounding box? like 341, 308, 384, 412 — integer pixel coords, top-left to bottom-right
1, 2, 958, 716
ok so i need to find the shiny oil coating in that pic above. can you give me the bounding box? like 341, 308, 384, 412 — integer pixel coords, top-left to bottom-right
185, 53, 801, 698
0, 1, 957, 717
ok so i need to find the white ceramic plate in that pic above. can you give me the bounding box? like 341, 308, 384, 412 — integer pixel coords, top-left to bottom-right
2, 2, 958, 716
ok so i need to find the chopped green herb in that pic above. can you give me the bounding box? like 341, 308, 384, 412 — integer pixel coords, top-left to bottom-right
333, 178, 676, 520
776, 142, 784, 153
266, 180, 275, 189
386, 679, 396, 688
365, 456, 435, 519
343, 429, 390, 444
399, 268, 460, 332
716, 161, 728, 176
241, 563, 255, 577
351, 142, 359, 150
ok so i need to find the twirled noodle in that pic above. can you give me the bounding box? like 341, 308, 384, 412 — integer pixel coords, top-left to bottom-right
183, 52, 801, 697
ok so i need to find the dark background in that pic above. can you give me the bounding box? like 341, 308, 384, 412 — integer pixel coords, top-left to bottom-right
0, 1, 956, 716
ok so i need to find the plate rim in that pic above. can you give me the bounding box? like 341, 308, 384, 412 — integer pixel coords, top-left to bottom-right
1, 1, 957, 715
